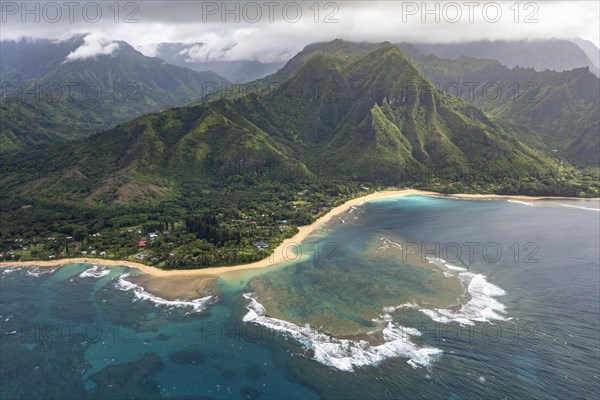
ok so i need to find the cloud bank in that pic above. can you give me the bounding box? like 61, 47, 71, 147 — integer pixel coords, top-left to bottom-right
2, 1, 598, 62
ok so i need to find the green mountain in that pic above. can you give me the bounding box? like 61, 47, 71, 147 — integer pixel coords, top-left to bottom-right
406, 52, 600, 166
0, 36, 229, 152
3, 41, 586, 211
411, 39, 599, 76
2, 40, 596, 268
1, 36, 87, 83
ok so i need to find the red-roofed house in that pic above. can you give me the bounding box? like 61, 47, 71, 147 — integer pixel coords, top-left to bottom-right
138, 241, 147, 247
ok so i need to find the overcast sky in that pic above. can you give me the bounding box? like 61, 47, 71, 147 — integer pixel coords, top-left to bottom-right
1, 1, 598, 62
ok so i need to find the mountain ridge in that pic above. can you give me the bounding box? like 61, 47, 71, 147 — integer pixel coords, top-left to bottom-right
3, 40, 590, 211
0, 35, 230, 152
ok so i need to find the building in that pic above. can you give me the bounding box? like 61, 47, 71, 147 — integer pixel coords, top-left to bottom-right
253, 241, 269, 250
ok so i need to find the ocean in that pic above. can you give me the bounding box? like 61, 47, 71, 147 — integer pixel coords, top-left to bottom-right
1, 195, 599, 399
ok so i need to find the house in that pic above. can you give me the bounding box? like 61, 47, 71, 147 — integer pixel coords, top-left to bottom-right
99, 251, 106, 256
92, 233, 101, 237
138, 241, 147, 247
90, 250, 97, 255
149, 233, 158, 240
253, 241, 269, 250
136, 253, 149, 260
81, 251, 87, 255
278, 225, 286, 232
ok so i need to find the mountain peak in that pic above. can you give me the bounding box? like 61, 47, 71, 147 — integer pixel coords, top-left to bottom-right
378, 41, 395, 48
362, 43, 419, 73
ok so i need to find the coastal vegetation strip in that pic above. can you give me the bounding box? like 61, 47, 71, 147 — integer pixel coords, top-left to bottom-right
2, 189, 597, 276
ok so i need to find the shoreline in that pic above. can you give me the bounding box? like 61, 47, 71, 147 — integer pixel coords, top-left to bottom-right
1, 189, 598, 277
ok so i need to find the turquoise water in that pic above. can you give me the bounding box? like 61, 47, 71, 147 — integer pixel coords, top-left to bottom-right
1, 195, 599, 399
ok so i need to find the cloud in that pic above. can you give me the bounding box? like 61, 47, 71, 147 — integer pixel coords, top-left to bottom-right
1, 1, 598, 62
64, 33, 120, 62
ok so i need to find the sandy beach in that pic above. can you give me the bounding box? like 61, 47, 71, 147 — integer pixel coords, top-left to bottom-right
2, 189, 598, 277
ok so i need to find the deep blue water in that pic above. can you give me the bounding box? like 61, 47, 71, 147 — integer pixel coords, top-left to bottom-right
1, 195, 599, 399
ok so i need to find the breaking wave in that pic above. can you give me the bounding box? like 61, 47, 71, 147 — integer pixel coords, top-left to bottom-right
26, 267, 58, 277
79, 265, 110, 278
115, 274, 213, 313
242, 293, 442, 372
422, 257, 508, 325
507, 200, 535, 206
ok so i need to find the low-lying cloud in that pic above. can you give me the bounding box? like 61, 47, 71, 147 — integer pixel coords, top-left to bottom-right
2, 1, 598, 63
64, 33, 120, 62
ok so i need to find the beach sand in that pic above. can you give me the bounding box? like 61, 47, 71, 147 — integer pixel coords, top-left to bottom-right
2, 189, 598, 278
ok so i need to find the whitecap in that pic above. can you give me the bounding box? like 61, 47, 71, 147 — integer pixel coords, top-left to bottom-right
551, 203, 600, 212
426, 257, 468, 272
79, 265, 110, 278
26, 267, 58, 277
2, 267, 23, 274
419, 273, 507, 326
426, 256, 447, 265
507, 200, 534, 206
445, 263, 468, 272
383, 302, 419, 313
242, 294, 442, 372
115, 274, 213, 313
376, 237, 403, 252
